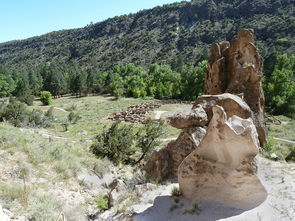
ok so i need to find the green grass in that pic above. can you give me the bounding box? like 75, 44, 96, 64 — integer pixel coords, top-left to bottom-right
0, 122, 101, 218
264, 115, 295, 160
31, 95, 156, 139
30, 95, 189, 141
267, 115, 295, 142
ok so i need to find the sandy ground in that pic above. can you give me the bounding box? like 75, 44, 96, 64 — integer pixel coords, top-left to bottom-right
153, 111, 168, 120
132, 156, 295, 221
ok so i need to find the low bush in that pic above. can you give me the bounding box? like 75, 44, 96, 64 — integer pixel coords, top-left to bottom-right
0, 98, 29, 127
40, 91, 52, 105
95, 196, 109, 210
17, 94, 34, 106
90, 120, 164, 165
90, 121, 136, 164
68, 111, 81, 124
0, 98, 54, 127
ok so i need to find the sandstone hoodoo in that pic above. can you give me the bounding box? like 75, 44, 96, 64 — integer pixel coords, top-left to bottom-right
178, 105, 267, 208
205, 29, 266, 146
144, 29, 267, 209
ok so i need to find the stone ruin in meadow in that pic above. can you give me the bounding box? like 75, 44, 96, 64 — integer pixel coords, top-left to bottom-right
144, 29, 267, 208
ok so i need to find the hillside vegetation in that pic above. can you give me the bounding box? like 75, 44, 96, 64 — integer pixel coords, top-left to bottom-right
0, 0, 294, 70
0, 0, 294, 119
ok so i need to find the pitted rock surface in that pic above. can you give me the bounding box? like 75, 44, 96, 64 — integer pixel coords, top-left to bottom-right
204, 29, 266, 146
178, 106, 267, 208
168, 105, 208, 129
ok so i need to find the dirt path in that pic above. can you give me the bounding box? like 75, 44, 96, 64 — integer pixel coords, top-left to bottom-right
153, 111, 168, 120
274, 137, 295, 144
19, 128, 92, 143
53, 107, 68, 113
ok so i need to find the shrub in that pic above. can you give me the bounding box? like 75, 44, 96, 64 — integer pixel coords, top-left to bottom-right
28, 109, 52, 128
68, 111, 81, 124
90, 121, 136, 164
113, 88, 124, 99
44, 106, 54, 121
40, 91, 52, 105
95, 196, 109, 210
0, 98, 54, 128
0, 98, 29, 127
132, 89, 141, 98
134, 119, 165, 164
17, 94, 34, 106
91, 120, 165, 165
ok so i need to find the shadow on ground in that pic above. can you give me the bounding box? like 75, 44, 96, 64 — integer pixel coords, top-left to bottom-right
133, 195, 262, 221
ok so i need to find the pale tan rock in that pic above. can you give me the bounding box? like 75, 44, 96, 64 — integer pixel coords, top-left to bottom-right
168, 127, 206, 176
143, 126, 206, 182
168, 105, 208, 129
193, 93, 253, 122
143, 148, 170, 182
0, 205, 10, 221
204, 29, 266, 146
178, 106, 267, 209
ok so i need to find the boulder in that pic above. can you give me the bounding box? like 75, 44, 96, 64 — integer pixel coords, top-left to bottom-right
204, 29, 266, 146
178, 106, 267, 209
168, 105, 208, 129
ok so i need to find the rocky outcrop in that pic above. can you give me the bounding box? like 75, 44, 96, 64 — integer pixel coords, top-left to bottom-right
143, 126, 206, 182
205, 29, 266, 146
193, 93, 253, 122
144, 93, 257, 182
168, 105, 208, 129
178, 106, 267, 208
168, 127, 206, 177
144, 30, 267, 199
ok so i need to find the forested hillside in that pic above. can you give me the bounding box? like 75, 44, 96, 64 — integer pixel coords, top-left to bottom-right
0, 0, 294, 70
0, 0, 294, 118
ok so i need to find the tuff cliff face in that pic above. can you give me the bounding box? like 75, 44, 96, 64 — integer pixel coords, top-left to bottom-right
205, 29, 266, 146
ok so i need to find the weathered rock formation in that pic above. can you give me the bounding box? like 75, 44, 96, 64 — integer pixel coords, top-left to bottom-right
144, 30, 268, 209
168, 105, 208, 129
178, 106, 267, 208
144, 93, 259, 182
144, 126, 206, 182
205, 29, 266, 146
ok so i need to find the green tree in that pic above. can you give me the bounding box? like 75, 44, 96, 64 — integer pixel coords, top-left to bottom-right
264, 54, 295, 118
180, 60, 208, 100
0, 74, 16, 97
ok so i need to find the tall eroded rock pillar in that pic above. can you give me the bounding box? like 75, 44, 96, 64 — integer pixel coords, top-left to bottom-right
205, 29, 266, 146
